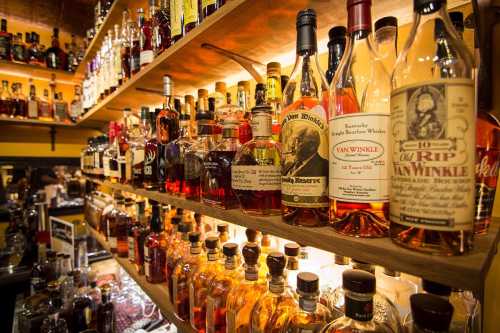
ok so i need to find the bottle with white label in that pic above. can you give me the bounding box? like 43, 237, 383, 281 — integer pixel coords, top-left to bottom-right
390, 0, 475, 255
329, 0, 391, 237
232, 83, 282, 216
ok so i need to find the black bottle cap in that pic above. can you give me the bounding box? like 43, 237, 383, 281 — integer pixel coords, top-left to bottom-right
217, 223, 228, 233
171, 216, 181, 225
284, 243, 300, 256
242, 243, 260, 265
205, 236, 219, 249
148, 199, 159, 206
414, 0, 444, 14
342, 269, 376, 294
188, 231, 201, 243
422, 279, 452, 296
410, 293, 454, 331
266, 252, 286, 276
178, 223, 192, 233
375, 16, 398, 31
328, 26, 347, 42
296, 9, 317, 54
245, 229, 258, 242
297, 272, 319, 293
223, 243, 238, 257
449, 11, 464, 32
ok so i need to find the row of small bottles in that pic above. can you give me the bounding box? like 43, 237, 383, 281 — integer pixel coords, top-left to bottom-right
25, 248, 115, 333
0, 75, 83, 122
95, 196, 480, 333
81, 0, 227, 113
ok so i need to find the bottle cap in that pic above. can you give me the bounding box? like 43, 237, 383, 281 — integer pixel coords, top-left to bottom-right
242, 243, 260, 265
194, 213, 201, 223
375, 16, 398, 31
296, 9, 317, 53
148, 199, 158, 206
217, 223, 228, 233
245, 229, 258, 242
208, 97, 216, 112
422, 279, 452, 296
198, 89, 208, 98
266, 62, 281, 76
342, 269, 376, 294
410, 293, 453, 332
347, 0, 372, 34
351, 259, 374, 274
188, 231, 201, 243
205, 236, 219, 249
266, 252, 286, 276
449, 11, 464, 32
297, 272, 319, 293
237, 81, 251, 90
328, 26, 347, 41
178, 223, 192, 233
215, 81, 226, 93
223, 243, 238, 257
284, 243, 300, 256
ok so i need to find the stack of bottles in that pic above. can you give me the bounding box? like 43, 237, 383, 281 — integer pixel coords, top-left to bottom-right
93, 195, 481, 332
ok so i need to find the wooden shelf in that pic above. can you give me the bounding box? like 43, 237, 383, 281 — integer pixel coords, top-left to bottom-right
0, 117, 76, 127
84, 176, 500, 294
76, 0, 469, 127
87, 225, 196, 333
0, 60, 80, 84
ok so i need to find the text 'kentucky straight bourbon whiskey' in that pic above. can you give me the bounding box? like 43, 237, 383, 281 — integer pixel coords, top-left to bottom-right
390, 0, 475, 255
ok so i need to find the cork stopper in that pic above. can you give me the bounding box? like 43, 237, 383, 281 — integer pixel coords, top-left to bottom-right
266, 252, 286, 276
242, 243, 260, 265
215, 81, 227, 93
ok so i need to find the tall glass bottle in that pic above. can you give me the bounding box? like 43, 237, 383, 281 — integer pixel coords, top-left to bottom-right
184, 0, 199, 33
282, 9, 329, 227
156, 0, 172, 52
157, 75, 180, 192
130, 19, 141, 75
167, 221, 192, 301
226, 243, 267, 333
69, 85, 83, 122
38, 89, 52, 121
374, 16, 398, 74
120, 11, 132, 83
250, 252, 297, 332
170, 0, 183, 43
232, 84, 281, 215
46, 28, 66, 70
117, 109, 131, 184
325, 26, 347, 84
237, 81, 252, 144
206, 243, 242, 333
140, 3, 155, 67
265, 62, 282, 141
329, 0, 391, 237
0, 19, 11, 61
0, 80, 11, 117
131, 108, 148, 187
390, 0, 475, 255
144, 108, 160, 190
27, 80, 38, 119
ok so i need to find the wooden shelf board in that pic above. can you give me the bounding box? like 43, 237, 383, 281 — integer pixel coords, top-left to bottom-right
0, 60, 80, 84
85, 176, 500, 293
0, 117, 76, 127
87, 225, 196, 333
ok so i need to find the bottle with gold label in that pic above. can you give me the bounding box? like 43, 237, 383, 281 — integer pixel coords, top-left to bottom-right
282, 9, 329, 227
226, 243, 267, 333
170, 0, 183, 43
390, 0, 475, 255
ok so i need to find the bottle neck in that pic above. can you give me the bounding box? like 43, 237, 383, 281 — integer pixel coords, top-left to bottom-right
244, 263, 259, 281
268, 275, 285, 294
299, 293, 319, 313
328, 40, 345, 72
190, 242, 202, 255
197, 121, 215, 137
150, 205, 161, 232
224, 255, 237, 270
286, 256, 299, 271
206, 248, 218, 262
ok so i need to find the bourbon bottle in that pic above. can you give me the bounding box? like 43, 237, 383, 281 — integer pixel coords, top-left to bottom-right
282, 9, 329, 227
144, 200, 166, 283
144, 108, 160, 190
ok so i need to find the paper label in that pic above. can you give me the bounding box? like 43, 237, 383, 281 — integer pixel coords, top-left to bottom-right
231, 165, 281, 191
390, 79, 475, 231
28, 100, 38, 118
251, 113, 272, 137
140, 50, 154, 66
108, 237, 117, 249
128, 236, 135, 261
281, 106, 329, 207
329, 112, 390, 202
202, 0, 216, 8
475, 147, 499, 220
171, 0, 183, 36
70, 102, 82, 118
184, 0, 199, 25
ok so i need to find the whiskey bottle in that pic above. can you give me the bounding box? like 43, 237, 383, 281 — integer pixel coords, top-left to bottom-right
206, 243, 242, 333
166, 221, 192, 300
106, 196, 124, 253
120, 11, 132, 83
103, 122, 120, 182
96, 284, 116, 333
139, 3, 154, 67
11, 83, 27, 119
133, 201, 150, 274
116, 199, 133, 258
404, 294, 453, 333
11, 32, 27, 63
130, 19, 141, 75
144, 108, 160, 190
165, 95, 195, 195
282, 9, 329, 227
117, 110, 133, 184
40, 281, 69, 333
390, 0, 475, 255
265, 62, 282, 141
172, 230, 204, 321
325, 26, 347, 84
156, 0, 171, 52
170, 0, 183, 43
0, 19, 11, 61
71, 286, 94, 332
226, 243, 266, 333
54, 92, 69, 123
144, 199, 167, 283
184, 0, 199, 34
38, 89, 53, 121
237, 81, 252, 144
190, 236, 223, 331
285, 272, 332, 333
202, 118, 240, 209
0, 80, 12, 117
27, 81, 39, 119
374, 16, 398, 74
250, 252, 297, 332
201, 0, 222, 20
69, 85, 83, 122
157, 75, 180, 192
376, 269, 418, 319
329, 0, 390, 237
232, 84, 281, 215
46, 28, 67, 70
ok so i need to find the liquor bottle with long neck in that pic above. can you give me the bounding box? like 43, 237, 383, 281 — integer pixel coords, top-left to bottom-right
130, 18, 141, 75
144, 200, 166, 283
27, 81, 38, 119
329, 0, 391, 237
237, 80, 252, 144
131, 108, 148, 187
46, 28, 66, 70
374, 16, 398, 75
120, 10, 132, 83
144, 108, 160, 190
184, 0, 199, 33
140, 2, 155, 67
282, 9, 329, 227
155, 0, 171, 52
170, 0, 183, 43
157, 75, 180, 192
325, 26, 347, 84
0, 19, 11, 61
265, 62, 282, 141
390, 0, 475, 255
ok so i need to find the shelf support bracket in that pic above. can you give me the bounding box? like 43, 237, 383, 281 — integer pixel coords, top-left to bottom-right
49, 126, 56, 151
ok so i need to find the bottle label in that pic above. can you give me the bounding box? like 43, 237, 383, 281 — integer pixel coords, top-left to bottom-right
299, 298, 317, 313
226, 309, 236, 332
184, 0, 199, 25
70, 101, 82, 119
390, 79, 475, 231
144, 148, 157, 176
171, 0, 183, 37
202, 0, 216, 8
133, 147, 145, 165
140, 50, 154, 66
185, 154, 203, 180
128, 236, 135, 260
28, 100, 38, 118
475, 147, 499, 220
281, 107, 329, 207
269, 281, 285, 294
108, 237, 117, 249
231, 165, 281, 191
329, 112, 390, 202
250, 113, 272, 137
345, 295, 373, 321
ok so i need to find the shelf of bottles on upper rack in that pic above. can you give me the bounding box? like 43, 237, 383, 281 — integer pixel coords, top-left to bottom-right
75, 0, 470, 127
83, 176, 500, 294
86, 225, 197, 333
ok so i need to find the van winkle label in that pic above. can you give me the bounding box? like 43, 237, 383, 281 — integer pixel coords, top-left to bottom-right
281, 107, 328, 207
475, 148, 499, 220
329, 113, 390, 202
390, 79, 475, 231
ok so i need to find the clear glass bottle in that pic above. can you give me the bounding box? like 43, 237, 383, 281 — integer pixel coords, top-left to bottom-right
206, 243, 242, 333
144, 199, 167, 283
27, 80, 39, 119
170, 0, 183, 43
390, 0, 475, 255
226, 243, 267, 333
54, 92, 69, 123
282, 9, 329, 227
329, 0, 390, 237
405, 293, 453, 333
319, 255, 350, 306
374, 16, 398, 74
325, 26, 347, 85
12, 82, 27, 118
0, 19, 12, 61
40, 281, 69, 333
120, 11, 132, 83
0, 80, 12, 117
265, 62, 283, 141
130, 19, 141, 75
250, 252, 297, 332
376, 269, 418, 319
322, 270, 394, 333
232, 84, 282, 215
139, 2, 155, 67
38, 89, 53, 121
202, 117, 241, 209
